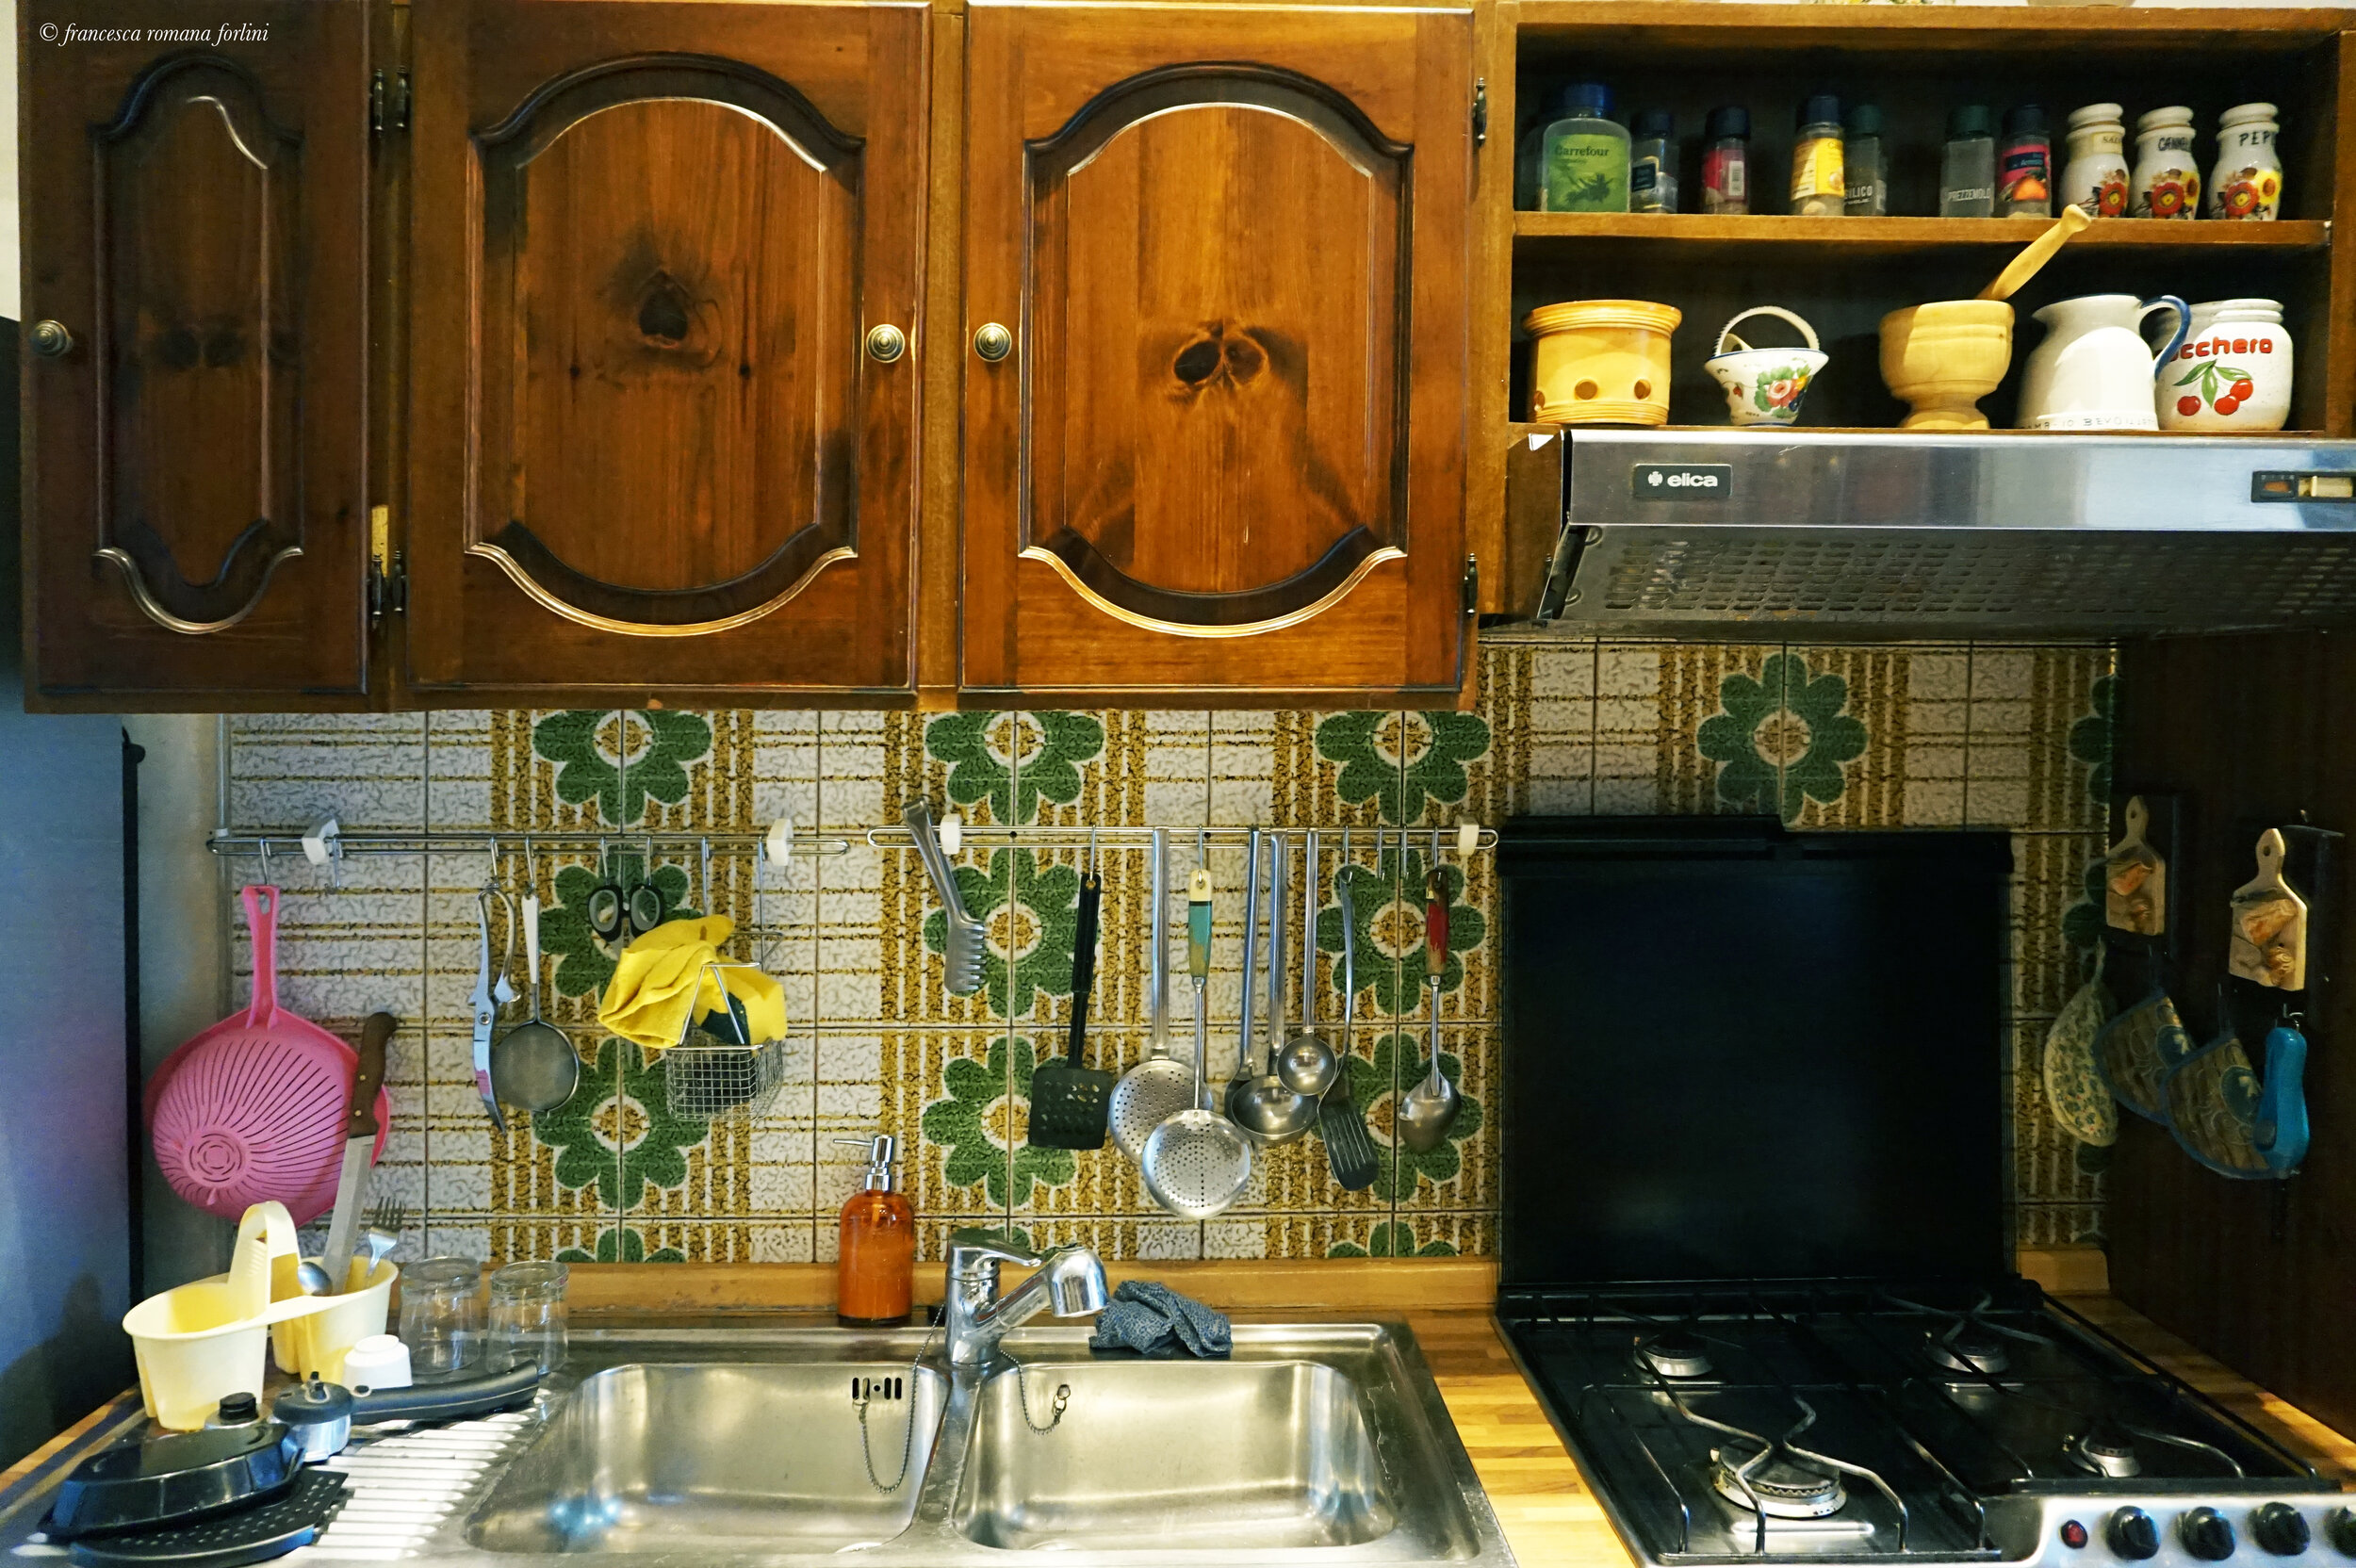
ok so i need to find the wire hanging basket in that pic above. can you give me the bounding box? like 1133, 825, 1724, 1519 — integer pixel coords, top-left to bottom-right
662, 960, 789, 1119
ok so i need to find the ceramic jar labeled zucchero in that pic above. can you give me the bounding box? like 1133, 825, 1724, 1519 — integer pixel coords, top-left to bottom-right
2157, 299, 2292, 432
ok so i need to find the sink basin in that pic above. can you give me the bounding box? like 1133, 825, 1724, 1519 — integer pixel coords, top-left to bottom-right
466, 1360, 946, 1553
953, 1358, 1398, 1550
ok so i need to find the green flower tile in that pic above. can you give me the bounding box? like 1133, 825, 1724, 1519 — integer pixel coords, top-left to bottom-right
537, 857, 696, 1003
557, 1227, 685, 1265
1317, 710, 1491, 824
924, 711, 1104, 825
532, 710, 712, 827
1328, 1221, 1459, 1258
1697, 651, 1867, 822
533, 1038, 708, 1210
2070, 674, 2117, 808
1315, 852, 1481, 1016
921, 849, 1080, 1019
917, 1036, 1074, 1209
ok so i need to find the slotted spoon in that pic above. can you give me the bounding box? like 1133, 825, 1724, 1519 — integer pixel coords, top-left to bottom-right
1108, 829, 1192, 1162
1140, 863, 1252, 1219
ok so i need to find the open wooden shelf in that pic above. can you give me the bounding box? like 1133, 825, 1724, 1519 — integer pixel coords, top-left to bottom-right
1513, 214, 2334, 259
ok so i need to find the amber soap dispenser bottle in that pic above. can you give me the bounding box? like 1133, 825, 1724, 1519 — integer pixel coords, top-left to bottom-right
835, 1135, 913, 1327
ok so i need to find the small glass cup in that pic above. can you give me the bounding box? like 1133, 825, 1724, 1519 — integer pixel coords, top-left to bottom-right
399, 1257, 483, 1378
488, 1260, 569, 1374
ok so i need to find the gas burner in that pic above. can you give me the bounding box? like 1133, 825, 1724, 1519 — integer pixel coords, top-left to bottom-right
2067, 1421, 2143, 1478
1926, 1325, 2012, 1377
1710, 1447, 1848, 1519
1635, 1331, 1714, 1380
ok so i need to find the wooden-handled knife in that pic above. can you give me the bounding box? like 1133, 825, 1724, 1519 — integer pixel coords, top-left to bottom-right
320, 1011, 396, 1293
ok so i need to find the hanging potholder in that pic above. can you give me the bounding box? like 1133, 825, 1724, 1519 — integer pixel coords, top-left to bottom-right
2163, 1030, 2269, 1179
2094, 988, 2193, 1122
2042, 952, 2118, 1146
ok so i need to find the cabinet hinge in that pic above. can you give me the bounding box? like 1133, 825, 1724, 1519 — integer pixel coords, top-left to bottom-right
1462, 553, 1480, 614
370, 68, 411, 135
1472, 79, 1487, 147
368, 504, 407, 621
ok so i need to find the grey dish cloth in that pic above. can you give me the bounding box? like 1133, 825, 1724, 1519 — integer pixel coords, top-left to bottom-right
1088, 1281, 1233, 1359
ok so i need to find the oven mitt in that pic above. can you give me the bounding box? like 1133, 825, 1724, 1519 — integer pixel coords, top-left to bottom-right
2094, 989, 2193, 1123
2042, 950, 2118, 1147
2163, 1029, 2268, 1178
1088, 1281, 1232, 1359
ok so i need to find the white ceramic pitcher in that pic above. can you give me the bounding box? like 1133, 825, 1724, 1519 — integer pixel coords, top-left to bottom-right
2017, 293, 2189, 431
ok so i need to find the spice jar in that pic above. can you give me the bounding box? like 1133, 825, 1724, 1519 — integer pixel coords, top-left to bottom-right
1630, 108, 1677, 214
1540, 82, 1630, 213
2060, 104, 2129, 219
2131, 106, 2201, 219
1997, 105, 2052, 218
1789, 94, 1844, 218
1940, 105, 1996, 218
1701, 106, 1750, 215
1843, 105, 1887, 218
2206, 103, 2282, 220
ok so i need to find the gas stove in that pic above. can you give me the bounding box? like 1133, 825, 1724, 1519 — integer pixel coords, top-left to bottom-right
1498, 1280, 2349, 1568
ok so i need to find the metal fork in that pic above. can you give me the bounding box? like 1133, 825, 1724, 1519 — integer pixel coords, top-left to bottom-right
366, 1199, 409, 1237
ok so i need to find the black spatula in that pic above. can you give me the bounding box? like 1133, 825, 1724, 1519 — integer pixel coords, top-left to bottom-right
1030, 866, 1111, 1150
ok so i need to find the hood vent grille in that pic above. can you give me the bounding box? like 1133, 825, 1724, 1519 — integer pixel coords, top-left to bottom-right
1528, 429, 2356, 638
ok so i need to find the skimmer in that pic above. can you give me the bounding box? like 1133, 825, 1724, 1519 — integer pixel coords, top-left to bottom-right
1108, 829, 1193, 1162
1139, 859, 1252, 1218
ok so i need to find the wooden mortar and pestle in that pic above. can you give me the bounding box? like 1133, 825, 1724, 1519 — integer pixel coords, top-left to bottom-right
1880, 206, 2092, 430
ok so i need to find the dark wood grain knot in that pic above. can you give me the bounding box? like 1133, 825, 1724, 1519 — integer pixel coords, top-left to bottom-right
153, 327, 201, 371
1170, 322, 1268, 392
636, 270, 695, 346
203, 326, 245, 368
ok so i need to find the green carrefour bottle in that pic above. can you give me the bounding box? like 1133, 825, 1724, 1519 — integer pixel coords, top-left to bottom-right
1542, 82, 1629, 213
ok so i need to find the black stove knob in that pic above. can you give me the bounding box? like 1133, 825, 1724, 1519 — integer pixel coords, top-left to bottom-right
2325, 1508, 2356, 1558
2109, 1508, 2163, 1560
2182, 1507, 2239, 1561
2252, 1504, 2311, 1557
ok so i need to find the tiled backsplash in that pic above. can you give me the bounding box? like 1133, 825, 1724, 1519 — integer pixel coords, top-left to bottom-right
216, 638, 2114, 1270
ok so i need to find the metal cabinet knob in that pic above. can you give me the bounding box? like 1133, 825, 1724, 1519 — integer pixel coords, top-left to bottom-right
27, 320, 74, 359
973, 322, 1013, 363
865, 323, 907, 364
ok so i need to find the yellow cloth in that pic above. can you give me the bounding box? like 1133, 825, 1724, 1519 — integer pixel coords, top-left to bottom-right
596, 916, 786, 1054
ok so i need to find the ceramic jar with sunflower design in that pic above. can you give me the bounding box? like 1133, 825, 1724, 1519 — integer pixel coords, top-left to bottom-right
2060, 104, 2129, 219
2131, 106, 2201, 219
2206, 103, 2283, 220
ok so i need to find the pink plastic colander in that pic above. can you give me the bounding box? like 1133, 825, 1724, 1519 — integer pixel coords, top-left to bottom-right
148, 887, 392, 1223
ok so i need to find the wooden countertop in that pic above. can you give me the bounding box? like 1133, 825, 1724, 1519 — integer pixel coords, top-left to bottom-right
9, 1255, 2353, 1567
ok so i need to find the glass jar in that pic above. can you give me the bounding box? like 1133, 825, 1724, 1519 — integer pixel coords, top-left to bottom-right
1789, 94, 1844, 217
488, 1260, 570, 1375
1940, 105, 1995, 218
1540, 82, 1629, 213
1701, 106, 1750, 215
1997, 105, 2052, 218
1842, 104, 1886, 218
399, 1257, 483, 1378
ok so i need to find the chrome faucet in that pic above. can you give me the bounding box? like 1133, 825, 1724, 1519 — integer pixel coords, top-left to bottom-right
941, 1229, 1108, 1366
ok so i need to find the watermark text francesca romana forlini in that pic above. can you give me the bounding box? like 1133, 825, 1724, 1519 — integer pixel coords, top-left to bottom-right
40, 21, 270, 45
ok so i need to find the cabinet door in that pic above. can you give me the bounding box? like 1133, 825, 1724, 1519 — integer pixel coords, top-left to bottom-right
406, 0, 926, 701
21, 1, 371, 706
962, 4, 1472, 703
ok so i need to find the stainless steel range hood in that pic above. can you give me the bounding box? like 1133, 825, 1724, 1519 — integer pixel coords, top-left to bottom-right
1522, 429, 2356, 637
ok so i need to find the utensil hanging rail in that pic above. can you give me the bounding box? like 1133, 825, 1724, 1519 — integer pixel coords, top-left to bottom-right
204, 824, 1499, 858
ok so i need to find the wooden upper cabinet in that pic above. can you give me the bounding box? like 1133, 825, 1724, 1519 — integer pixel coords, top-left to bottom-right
960, 3, 1474, 704
404, 0, 927, 703
20, 0, 371, 707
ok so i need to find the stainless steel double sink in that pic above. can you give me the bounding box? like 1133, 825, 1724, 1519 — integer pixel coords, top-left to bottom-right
450, 1321, 1515, 1565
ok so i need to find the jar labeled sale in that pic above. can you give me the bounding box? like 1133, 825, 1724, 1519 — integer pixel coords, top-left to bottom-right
2159, 300, 2292, 432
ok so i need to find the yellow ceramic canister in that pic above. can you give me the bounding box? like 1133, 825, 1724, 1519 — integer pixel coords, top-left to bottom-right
1523, 299, 1681, 426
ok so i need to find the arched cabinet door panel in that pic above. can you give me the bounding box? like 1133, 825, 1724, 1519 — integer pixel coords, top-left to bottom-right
961, 4, 1472, 704
405, 0, 927, 702
21, 1, 370, 707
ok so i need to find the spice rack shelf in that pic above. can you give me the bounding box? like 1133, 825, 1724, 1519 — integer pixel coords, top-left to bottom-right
1512, 214, 2334, 257
1473, 4, 2356, 612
